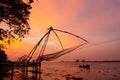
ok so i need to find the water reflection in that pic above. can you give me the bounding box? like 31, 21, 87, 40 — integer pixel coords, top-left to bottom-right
1, 61, 120, 80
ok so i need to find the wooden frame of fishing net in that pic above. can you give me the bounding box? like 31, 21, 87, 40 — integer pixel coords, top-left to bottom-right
25, 26, 88, 62
18, 26, 88, 79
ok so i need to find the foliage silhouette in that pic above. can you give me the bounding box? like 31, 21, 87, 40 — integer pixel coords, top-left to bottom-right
0, 0, 34, 43
0, 49, 7, 62
0, 49, 9, 80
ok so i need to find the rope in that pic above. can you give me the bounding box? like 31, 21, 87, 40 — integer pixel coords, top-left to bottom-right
52, 29, 64, 50
54, 29, 88, 43
36, 31, 50, 62
25, 29, 51, 62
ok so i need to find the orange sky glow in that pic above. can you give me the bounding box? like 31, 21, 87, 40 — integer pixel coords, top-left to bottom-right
3, 0, 120, 61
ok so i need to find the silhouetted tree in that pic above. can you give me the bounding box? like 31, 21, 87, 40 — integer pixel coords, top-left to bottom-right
0, 49, 9, 79
0, 0, 34, 43
0, 50, 7, 62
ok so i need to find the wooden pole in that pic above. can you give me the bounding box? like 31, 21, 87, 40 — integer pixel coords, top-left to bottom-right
25, 61, 29, 78
38, 61, 41, 80
10, 63, 14, 80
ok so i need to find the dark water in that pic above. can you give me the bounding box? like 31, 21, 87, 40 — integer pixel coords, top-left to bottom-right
3, 61, 120, 80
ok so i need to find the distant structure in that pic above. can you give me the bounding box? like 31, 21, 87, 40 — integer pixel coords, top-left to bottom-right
79, 64, 90, 70
81, 59, 86, 62
75, 59, 80, 62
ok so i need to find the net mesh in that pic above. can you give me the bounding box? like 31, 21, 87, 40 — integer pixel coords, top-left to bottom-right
37, 43, 86, 61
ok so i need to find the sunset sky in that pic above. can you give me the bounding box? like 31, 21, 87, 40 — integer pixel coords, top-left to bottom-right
5, 0, 120, 61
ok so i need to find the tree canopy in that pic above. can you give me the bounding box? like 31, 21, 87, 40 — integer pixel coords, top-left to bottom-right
0, 0, 33, 41
0, 0, 34, 48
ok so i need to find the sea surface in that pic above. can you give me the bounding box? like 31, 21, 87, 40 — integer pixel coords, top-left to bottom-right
3, 61, 120, 80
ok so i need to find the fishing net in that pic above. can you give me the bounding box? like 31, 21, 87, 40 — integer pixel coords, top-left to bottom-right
19, 27, 88, 62
38, 43, 86, 61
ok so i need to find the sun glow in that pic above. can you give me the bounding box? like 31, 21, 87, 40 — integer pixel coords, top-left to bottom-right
0, 38, 22, 48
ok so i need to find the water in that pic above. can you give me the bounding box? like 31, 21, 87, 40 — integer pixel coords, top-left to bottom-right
3, 61, 120, 80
